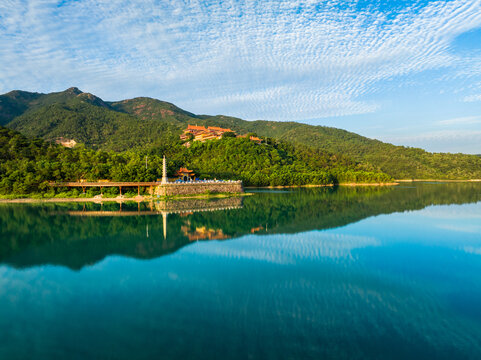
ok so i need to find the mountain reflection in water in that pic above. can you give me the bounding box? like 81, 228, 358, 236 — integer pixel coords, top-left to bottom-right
1, 182, 481, 270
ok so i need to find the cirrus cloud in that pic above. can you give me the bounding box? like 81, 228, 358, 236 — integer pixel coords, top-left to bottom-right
1, 0, 481, 122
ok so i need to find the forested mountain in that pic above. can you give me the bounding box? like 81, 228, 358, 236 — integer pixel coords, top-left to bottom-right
0, 87, 85, 125
0, 126, 391, 195
1, 88, 180, 151
2, 87, 481, 179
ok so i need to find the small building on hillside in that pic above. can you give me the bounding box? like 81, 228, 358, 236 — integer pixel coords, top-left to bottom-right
180, 125, 234, 142
248, 135, 262, 143
55, 137, 77, 148
175, 167, 196, 182
237, 134, 263, 144
180, 124, 263, 145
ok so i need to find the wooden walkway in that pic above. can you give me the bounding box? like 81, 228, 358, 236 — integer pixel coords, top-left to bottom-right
49, 181, 159, 187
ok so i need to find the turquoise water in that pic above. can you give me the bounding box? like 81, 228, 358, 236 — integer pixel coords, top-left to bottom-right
1, 183, 481, 359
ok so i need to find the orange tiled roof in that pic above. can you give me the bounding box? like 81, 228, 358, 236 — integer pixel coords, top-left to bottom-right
187, 125, 208, 131
182, 125, 236, 143
208, 126, 232, 132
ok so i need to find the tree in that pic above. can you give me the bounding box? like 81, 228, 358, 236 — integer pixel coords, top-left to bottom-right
222, 131, 236, 138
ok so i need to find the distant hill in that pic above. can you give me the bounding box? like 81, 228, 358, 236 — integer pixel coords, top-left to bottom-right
2, 87, 481, 179
0, 87, 87, 125
1, 88, 179, 151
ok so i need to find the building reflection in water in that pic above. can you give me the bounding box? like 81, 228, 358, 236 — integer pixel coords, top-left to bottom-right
154, 197, 243, 241
66, 196, 244, 243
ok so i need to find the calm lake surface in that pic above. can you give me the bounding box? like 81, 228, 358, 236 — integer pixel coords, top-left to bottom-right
1, 182, 481, 359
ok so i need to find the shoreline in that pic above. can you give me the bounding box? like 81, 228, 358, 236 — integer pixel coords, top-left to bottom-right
0, 183, 399, 202
0, 192, 251, 204
395, 179, 481, 183
3, 179, 481, 203
338, 182, 400, 187
247, 182, 400, 189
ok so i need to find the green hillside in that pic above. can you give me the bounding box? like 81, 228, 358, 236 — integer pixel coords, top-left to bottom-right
0, 90, 42, 125
0, 126, 391, 195
2, 87, 481, 179
5, 92, 180, 151
110, 96, 198, 122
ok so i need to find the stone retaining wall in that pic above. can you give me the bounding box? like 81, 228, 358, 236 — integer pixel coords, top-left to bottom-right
154, 197, 243, 212
154, 181, 243, 196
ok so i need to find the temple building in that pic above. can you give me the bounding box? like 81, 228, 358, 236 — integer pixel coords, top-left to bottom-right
180, 124, 263, 145
180, 125, 234, 142
174, 167, 196, 182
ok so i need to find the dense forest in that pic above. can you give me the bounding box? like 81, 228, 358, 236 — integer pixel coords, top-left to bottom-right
1, 87, 481, 182
0, 126, 391, 196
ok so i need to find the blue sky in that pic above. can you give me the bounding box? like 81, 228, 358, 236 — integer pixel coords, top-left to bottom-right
1, 0, 481, 153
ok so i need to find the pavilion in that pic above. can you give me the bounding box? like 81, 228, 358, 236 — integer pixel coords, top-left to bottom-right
175, 167, 196, 182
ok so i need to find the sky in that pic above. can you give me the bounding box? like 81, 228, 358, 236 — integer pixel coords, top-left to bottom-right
1, 0, 481, 153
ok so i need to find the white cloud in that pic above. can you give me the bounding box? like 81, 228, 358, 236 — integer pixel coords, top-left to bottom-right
463, 94, 481, 102
1, 0, 481, 121
438, 116, 481, 125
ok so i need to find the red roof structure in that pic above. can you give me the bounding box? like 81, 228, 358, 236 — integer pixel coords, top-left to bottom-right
208, 126, 233, 132
181, 124, 236, 142
187, 125, 208, 131
175, 167, 195, 176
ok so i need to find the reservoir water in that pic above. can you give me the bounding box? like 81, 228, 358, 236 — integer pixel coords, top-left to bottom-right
1, 182, 481, 359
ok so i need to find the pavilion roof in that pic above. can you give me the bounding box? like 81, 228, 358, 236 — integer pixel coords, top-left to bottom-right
175, 167, 195, 176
